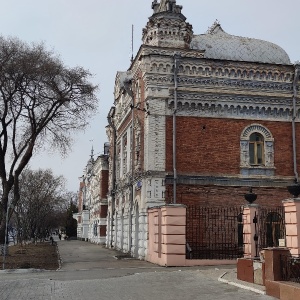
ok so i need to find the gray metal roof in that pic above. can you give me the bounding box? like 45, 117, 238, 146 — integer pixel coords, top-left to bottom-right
191, 23, 291, 65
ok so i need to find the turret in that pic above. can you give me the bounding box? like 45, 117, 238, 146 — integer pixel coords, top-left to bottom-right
142, 0, 193, 49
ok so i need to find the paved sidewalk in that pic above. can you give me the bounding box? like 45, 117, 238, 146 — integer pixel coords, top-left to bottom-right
0, 239, 275, 299
57, 239, 268, 295
57, 238, 157, 271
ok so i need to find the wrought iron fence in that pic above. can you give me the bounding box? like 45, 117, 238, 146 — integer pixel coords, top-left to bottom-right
186, 205, 244, 260
280, 255, 300, 283
257, 206, 285, 251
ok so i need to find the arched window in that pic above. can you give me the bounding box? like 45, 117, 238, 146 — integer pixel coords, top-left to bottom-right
240, 124, 274, 176
249, 133, 264, 165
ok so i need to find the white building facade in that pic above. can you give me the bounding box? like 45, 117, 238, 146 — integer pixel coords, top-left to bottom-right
74, 148, 109, 243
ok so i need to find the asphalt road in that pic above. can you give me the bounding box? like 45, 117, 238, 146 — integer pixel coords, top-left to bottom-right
0, 239, 276, 300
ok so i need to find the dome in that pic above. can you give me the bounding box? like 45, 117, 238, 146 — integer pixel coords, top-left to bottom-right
190, 22, 291, 65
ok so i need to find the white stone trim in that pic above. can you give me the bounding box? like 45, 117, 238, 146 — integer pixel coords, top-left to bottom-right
240, 124, 275, 176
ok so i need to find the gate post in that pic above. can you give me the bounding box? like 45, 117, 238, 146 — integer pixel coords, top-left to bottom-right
243, 204, 259, 258
282, 198, 300, 256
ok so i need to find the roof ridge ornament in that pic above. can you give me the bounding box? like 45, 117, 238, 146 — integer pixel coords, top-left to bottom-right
206, 19, 225, 34
151, 0, 182, 14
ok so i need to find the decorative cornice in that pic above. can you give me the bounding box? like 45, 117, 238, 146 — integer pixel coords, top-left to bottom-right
165, 174, 294, 188
177, 77, 293, 93
166, 95, 300, 121
146, 74, 293, 95
139, 46, 205, 60
141, 52, 295, 83
173, 92, 292, 105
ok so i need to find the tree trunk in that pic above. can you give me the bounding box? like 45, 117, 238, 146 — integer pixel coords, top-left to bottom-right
0, 217, 7, 255
0, 178, 14, 249
0, 194, 8, 245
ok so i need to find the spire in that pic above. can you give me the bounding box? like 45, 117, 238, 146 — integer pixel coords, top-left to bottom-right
90, 146, 94, 161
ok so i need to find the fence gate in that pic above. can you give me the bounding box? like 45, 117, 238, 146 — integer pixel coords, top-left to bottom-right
257, 206, 285, 251
186, 206, 244, 260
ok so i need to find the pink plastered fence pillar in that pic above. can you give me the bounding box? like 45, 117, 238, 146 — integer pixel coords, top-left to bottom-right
243, 204, 259, 258
147, 204, 186, 266
283, 198, 300, 256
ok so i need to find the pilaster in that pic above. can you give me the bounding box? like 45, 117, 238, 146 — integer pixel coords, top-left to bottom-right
243, 204, 259, 258
283, 198, 300, 255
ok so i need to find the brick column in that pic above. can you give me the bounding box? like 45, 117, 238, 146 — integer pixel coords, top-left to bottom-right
243, 204, 259, 258
283, 199, 300, 256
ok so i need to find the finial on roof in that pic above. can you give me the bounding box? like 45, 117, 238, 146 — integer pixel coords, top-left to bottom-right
90, 146, 94, 161
206, 19, 224, 34
151, 0, 182, 14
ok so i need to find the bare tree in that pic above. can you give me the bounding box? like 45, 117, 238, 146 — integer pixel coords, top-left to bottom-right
14, 168, 68, 243
0, 36, 98, 245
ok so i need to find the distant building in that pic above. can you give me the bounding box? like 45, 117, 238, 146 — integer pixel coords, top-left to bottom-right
105, 0, 299, 259
73, 146, 109, 243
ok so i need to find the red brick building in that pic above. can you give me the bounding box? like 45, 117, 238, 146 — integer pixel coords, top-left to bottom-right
106, 0, 299, 259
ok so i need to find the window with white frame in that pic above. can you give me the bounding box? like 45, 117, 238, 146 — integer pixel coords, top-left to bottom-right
240, 124, 274, 176
249, 132, 264, 165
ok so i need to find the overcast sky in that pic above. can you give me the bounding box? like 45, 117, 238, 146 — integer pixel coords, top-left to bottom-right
1, 0, 299, 193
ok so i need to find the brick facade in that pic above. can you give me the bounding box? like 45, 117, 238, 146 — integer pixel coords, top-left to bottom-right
166, 117, 299, 177
105, 1, 300, 259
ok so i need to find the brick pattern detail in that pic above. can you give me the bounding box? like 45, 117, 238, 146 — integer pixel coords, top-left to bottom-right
100, 205, 108, 218
166, 184, 290, 207
100, 170, 109, 199
99, 225, 106, 237
166, 116, 300, 177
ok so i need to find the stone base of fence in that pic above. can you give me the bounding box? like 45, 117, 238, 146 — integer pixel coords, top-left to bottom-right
264, 248, 300, 300
237, 258, 265, 285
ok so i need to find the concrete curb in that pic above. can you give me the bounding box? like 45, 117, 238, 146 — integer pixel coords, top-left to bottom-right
0, 268, 48, 274
218, 272, 266, 295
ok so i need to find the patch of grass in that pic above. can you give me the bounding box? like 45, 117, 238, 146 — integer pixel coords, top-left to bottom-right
2, 242, 59, 270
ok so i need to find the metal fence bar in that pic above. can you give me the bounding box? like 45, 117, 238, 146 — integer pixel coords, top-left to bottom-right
257, 206, 285, 251
186, 205, 243, 260
280, 255, 300, 283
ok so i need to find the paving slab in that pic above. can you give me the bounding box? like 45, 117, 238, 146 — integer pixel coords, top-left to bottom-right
0, 239, 276, 299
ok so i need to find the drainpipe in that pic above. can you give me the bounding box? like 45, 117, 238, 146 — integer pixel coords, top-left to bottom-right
292, 63, 300, 182
173, 54, 180, 204
107, 107, 116, 248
